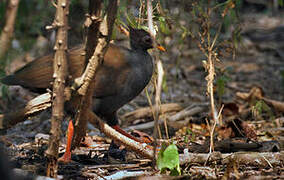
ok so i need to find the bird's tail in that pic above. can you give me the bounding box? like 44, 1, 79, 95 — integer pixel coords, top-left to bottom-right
1, 75, 19, 85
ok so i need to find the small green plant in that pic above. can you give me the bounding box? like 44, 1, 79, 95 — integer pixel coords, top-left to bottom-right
185, 128, 196, 143
157, 143, 181, 176
252, 100, 274, 120
216, 75, 229, 99
216, 67, 232, 104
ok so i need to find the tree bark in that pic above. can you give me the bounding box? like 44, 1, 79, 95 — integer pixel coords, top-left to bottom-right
70, 0, 102, 150
72, 0, 118, 149
45, 0, 69, 178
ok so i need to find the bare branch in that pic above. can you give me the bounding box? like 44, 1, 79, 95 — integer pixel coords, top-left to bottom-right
87, 110, 154, 159
180, 151, 284, 168
147, 0, 164, 163
72, 0, 118, 148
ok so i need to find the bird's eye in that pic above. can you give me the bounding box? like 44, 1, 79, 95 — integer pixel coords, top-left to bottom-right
143, 36, 152, 43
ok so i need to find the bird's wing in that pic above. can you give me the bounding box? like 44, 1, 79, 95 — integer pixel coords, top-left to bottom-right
93, 44, 131, 98
68, 45, 86, 79
11, 54, 54, 89
3, 46, 85, 91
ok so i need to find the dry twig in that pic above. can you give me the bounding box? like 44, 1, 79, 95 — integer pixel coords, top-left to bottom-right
147, 0, 164, 164
180, 151, 284, 168
122, 103, 183, 123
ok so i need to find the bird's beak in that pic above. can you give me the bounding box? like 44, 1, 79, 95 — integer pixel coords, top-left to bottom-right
156, 43, 166, 52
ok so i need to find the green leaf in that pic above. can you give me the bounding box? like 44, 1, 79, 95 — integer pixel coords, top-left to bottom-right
158, 16, 165, 22
162, 75, 168, 93
157, 143, 181, 176
255, 100, 264, 114
160, 19, 170, 35
254, 100, 274, 120
216, 75, 230, 98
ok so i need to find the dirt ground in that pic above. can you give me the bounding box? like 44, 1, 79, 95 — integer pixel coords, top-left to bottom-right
0, 4, 284, 180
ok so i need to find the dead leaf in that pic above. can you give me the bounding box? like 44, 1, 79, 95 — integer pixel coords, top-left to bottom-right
218, 126, 234, 139
241, 121, 257, 140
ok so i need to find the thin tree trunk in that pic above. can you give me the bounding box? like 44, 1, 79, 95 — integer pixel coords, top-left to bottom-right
71, 0, 102, 149
72, 0, 118, 148
45, 0, 69, 178
0, 0, 20, 59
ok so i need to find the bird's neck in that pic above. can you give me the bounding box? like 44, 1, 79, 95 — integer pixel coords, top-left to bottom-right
130, 41, 148, 52
130, 47, 149, 55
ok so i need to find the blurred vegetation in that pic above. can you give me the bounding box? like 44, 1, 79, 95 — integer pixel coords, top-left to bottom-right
0, 0, 282, 101
0, 1, 241, 61
252, 100, 274, 121
1, 0, 281, 67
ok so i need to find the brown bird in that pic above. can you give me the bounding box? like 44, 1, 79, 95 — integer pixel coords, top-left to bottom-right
2, 27, 156, 162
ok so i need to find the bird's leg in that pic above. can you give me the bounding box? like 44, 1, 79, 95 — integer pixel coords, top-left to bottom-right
111, 125, 145, 143
59, 122, 150, 163
58, 119, 74, 163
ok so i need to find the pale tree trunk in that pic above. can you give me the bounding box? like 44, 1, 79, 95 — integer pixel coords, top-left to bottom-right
0, 0, 20, 59
45, 0, 69, 178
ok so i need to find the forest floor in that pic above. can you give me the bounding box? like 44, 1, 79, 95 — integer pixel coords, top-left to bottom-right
0, 10, 284, 180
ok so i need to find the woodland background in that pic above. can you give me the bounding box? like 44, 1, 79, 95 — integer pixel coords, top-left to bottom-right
0, 0, 283, 179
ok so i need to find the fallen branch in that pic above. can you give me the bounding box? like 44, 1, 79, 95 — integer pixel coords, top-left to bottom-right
127, 119, 161, 131
236, 86, 284, 113
121, 103, 183, 123
262, 97, 284, 113
179, 151, 284, 168
187, 139, 280, 153
85, 109, 154, 159
0, 93, 51, 129
126, 106, 205, 131
168, 106, 207, 122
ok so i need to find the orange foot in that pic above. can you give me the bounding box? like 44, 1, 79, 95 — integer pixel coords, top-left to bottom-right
111, 125, 154, 150
58, 119, 74, 163
111, 125, 145, 143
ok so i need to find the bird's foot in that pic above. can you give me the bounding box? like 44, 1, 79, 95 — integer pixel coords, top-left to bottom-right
111, 125, 147, 143
58, 150, 72, 163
